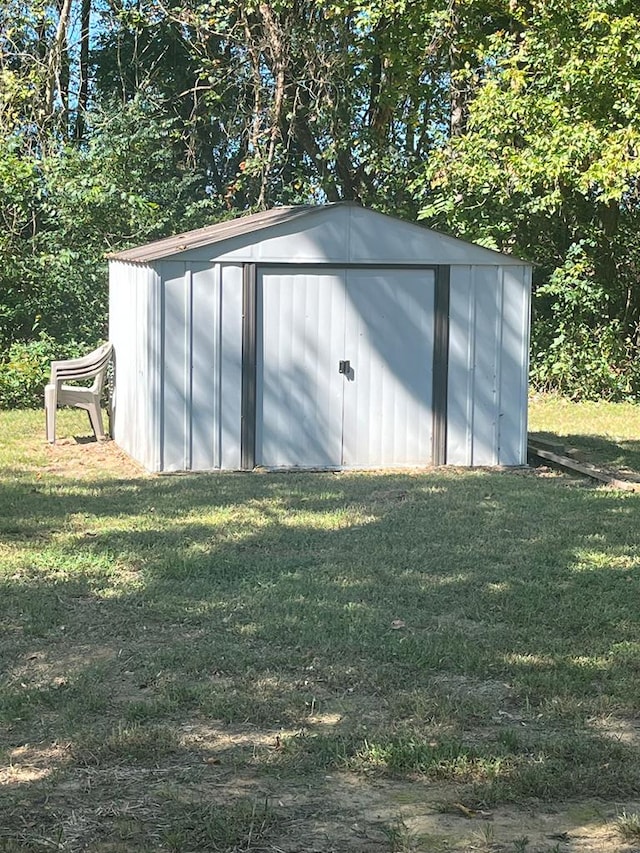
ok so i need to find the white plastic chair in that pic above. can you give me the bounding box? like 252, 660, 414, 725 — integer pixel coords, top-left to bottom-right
45, 342, 113, 443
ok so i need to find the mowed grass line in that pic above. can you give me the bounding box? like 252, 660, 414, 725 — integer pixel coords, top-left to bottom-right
2, 406, 640, 850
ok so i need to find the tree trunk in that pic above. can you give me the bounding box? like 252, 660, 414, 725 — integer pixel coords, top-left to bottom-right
257, 2, 286, 209
74, 0, 91, 142
448, 0, 467, 138
44, 0, 73, 131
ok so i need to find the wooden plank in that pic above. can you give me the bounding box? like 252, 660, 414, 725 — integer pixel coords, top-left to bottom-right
528, 435, 565, 455
527, 445, 640, 491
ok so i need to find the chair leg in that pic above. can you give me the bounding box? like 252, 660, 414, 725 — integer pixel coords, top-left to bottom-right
87, 402, 106, 441
107, 391, 113, 440
45, 385, 57, 443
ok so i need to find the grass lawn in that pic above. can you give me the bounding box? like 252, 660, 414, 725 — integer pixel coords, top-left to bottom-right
2, 401, 640, 851
529, 393, 640, 473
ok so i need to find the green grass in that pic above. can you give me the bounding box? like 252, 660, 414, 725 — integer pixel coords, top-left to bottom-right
616, 808, 640, 840
529, 392, 640, 471
3, 403, 640, 849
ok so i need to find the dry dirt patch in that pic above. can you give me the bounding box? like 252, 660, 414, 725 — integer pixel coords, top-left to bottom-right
321, 775, 640, 852
3, 715, 639, 852
42, 436, 146, 480
3, 749, 640, 852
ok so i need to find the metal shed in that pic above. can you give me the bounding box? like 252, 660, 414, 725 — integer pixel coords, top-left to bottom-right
108, 203, 532, 472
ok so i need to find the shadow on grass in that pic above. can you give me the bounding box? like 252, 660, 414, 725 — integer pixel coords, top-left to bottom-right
530, 429, 640, 472
2, 466, 640, 835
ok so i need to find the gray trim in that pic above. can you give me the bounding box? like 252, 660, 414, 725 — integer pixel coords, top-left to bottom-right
185, 267, 193, 470
256, 262, 440, 271
432, 265, 450, 466
159, 271, 166, 470
241, 264, 257, 470
149, 267, 163, 472
212, 263, 222, 470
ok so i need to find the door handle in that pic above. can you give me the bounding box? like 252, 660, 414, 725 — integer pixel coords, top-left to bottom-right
338, 360, 350, 375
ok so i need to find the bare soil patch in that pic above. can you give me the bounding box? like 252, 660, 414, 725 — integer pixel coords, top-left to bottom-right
3, 735, 640, 852
41, 436, 146, 480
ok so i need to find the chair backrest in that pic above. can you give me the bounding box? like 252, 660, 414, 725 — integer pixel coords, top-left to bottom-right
50, 343, 113, 391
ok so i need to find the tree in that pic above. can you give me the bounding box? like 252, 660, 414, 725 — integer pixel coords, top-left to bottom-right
3, 0, 640, 403
416, 0, 640, 398
111, 0, 451, 213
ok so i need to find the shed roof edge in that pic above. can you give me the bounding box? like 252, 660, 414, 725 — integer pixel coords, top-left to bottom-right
106, 202, 531, 266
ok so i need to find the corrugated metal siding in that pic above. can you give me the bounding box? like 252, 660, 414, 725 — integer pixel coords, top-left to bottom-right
110, 204, 530, 267
446, 264, 530, 466
219, 265, 243, 470
498, 266, 531, 465
347, 207, 511, 266
446, 265, 475, 466
159, 262, 243, 472
161, 263, 190, 470
472, 265, 502, 465
146, 267, 162, 472
178, 205, 529, 268
191, 263, 220, 470
109, 261, 157, 471
109, 205, 317, 263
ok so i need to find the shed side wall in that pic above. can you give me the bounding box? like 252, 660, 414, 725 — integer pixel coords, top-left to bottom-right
447, 265, 475, 466
159, 262, 243, 472
472, 265, 503, 465
220, 265, 243, 470
109, 261, 157, 470
191, 263, 220, 470
497, 266, 531, 465
161, 262, 189, 470
446, 265, 529, 466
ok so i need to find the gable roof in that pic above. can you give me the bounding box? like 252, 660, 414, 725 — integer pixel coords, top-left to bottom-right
108, 202, 529, 266
108, 205, 319, 263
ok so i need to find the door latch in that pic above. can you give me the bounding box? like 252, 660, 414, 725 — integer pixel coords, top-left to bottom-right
338, 359, 350, 375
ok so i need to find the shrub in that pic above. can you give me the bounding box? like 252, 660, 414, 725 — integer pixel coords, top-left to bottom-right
529, 242, 640, 401
0, 333, 92, 409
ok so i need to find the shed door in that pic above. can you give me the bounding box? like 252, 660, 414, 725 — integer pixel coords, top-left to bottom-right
342, 268, 435, 467
256, 267, 435, 468
256, 268, 346, 468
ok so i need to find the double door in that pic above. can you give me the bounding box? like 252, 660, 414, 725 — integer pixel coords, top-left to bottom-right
256, 267, 436, 468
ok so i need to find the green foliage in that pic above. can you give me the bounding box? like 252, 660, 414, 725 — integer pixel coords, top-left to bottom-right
531, 318, 639, 402
530, 242, 640, 400
0, 334, 89, 409
416, 0, 640, 399
2, 0, 640, 399
0, 96, 228, 371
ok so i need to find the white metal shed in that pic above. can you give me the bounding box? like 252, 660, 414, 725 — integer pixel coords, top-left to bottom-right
108, 203, 532, 472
